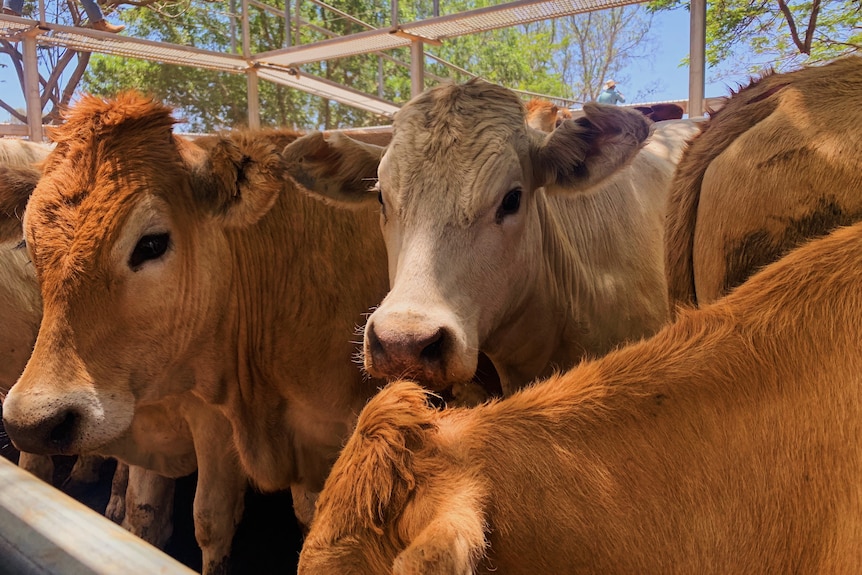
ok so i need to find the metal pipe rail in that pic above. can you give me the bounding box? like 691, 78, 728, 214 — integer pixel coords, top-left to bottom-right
0, 457, 196, 575
0, 13, 400, 120
256, 0, 644, 67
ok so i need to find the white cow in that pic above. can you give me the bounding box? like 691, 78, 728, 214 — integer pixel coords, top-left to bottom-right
284, 79, 700, 394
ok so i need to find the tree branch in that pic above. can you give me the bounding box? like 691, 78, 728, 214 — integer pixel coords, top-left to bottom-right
42, 48, 77, 112
0, 98, 26, 124
802, 0, 822, 54
50, 51, 91, 123
775, 0, 806, 54
1, 40, 27, 123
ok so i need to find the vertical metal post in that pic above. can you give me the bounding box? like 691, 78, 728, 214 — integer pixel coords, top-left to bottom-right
432, 0, 439, 17
410, 39, 424, 98
247, 69, 260, 129
295, 0, 301, 45
688, 0, 706, 118
391, 0, 398, 27
229, 0, 237, 54
37, 0, 45, 26
241, 0, 250, 58
378, 56, 384, 99
285, 0, 291, 47
22, 34, 42, 141
241, 0, 260, 129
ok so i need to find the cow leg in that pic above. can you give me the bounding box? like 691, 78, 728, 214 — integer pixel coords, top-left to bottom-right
106, 460, 129, 524
65, 454, 107, 488
189, 409, 246, 575
290, 484, 318, 534
122, 465, 176, 549
17, 452, 54, 483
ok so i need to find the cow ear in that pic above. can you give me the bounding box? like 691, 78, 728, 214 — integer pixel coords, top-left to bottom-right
188, 135, 284, 228
282, 131, 383, 209
320, 380, 436, 534
0, 165, 40, 243
532, 103, 651, 193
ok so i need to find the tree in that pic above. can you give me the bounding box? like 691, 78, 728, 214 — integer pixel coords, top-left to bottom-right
550, 6, 656, 104
0, 0, 145, 124
648, 0, 860, 74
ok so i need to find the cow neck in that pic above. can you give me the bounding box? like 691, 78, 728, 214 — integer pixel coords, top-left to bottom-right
218, 180, 389, 492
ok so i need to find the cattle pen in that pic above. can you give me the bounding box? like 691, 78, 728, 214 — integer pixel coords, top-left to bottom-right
1, 0, 711, 572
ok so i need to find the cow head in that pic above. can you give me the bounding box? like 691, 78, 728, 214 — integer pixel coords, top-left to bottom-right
284, 79, 650, 391
1, 92, 285, 455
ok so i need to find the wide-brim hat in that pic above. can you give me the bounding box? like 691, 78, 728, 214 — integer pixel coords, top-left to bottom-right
604, 80, 616, 89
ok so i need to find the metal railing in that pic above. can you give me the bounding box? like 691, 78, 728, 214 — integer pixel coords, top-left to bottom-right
0, 456, 196, 575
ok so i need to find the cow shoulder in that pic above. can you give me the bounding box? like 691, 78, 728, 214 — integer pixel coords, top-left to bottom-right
281, 131, 383, 208
0, 165, 39, 242
533, 103, 651, 193
183, 134, 285, 228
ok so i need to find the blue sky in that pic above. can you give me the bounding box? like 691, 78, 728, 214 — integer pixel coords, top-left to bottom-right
624, 6, 751, 103
0, 7, 749, 123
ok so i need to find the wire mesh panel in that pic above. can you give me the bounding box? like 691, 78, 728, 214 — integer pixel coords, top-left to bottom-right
39, 24, 249, 72
257, 0, 644, 67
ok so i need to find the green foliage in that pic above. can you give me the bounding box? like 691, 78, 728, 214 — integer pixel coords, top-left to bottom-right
84, 0, 320, 131
82, 0, 578, 130
647, 0, 860, 73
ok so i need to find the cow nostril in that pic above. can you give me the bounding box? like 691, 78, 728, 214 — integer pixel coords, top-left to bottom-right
367, 324, 385, 359
420, 329, 446, 364
48, 410, 78, 450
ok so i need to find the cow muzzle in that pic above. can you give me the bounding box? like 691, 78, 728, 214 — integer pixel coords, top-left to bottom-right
364, 308, 476, 390
2, 384, 134, 455
3, 407, 81, 455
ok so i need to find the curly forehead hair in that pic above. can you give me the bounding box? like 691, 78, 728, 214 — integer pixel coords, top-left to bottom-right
392, 79, 526, 155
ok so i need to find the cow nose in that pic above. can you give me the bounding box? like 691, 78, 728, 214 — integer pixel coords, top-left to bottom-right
366, 322, 450, 383
3, 408, 80, 454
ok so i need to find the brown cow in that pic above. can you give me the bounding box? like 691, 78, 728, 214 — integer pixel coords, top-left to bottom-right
665, 56, 862, 309
0, 152, 223, 557
0, 145, 112, 497
284, 79, 700, 395
0, 141, 51, 481
556, 106, 573, 125
525, 98, 573, 132
633, 103, 685, 122
0, 93, 390, 572
0, 159, 227, 567
524, 98, 559, 132
300, 219, 862, 574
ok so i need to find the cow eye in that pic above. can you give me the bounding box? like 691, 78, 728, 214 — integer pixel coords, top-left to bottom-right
129, 232, 170, 270
375, 186, 387, 219
496, 188, 522, 221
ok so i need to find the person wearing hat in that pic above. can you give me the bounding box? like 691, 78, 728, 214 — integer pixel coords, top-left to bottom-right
597, 80, 625, 105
